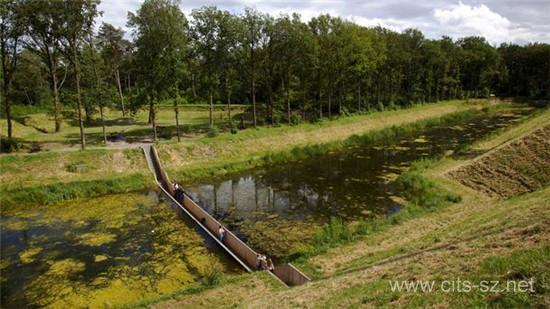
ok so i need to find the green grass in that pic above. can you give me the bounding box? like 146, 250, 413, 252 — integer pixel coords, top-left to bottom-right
395, 158, 462, 208
170, 107, 483, 183
1, 103, 247, 148
314, 246, 549, 308
288, 157, 461, 275
0, 173, 152, 210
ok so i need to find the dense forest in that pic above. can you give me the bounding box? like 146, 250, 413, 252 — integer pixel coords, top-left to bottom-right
1, 0, 549, 148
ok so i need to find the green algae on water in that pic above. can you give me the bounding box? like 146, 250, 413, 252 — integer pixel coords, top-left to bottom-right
1, 192, 239, 308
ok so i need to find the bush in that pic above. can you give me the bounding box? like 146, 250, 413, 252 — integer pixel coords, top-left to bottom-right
202, 263, 222, 286
0, 136, 19, 153
312, 217, 353, 252
158, 126, 174, 139
290, 113, 303, 125
65, 160, 88, 173
396, 159, 462, 208
206, 126, 219, 137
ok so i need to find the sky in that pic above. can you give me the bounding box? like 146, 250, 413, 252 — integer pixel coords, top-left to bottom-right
98, 0, 550, 45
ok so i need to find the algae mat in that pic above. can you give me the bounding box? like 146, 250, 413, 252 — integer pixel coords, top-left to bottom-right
0, 193, 240, 308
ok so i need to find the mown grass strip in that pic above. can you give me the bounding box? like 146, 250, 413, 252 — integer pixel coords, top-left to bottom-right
0, 173, 153, 209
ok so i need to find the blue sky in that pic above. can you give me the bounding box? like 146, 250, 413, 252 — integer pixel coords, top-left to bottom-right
98, 0, 550, 45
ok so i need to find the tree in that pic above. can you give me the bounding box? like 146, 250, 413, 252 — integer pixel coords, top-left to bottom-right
0, 0, 24, 138
98, 23, 129, 117
191, 6, 236, 128
19, 0, 68, 132
458, 36, 499, 98
129, 0, 187, 141
81, 34, 115, 144
240, 8, 265, 128
60, 0, 99, 150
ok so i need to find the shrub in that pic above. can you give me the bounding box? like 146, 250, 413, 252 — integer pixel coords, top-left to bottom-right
65, 160, 87, 173
290, 113, 303, 125
206, 126, 219, 137
396, 159, 462, 208
158, 126, 174, 139
202, 263, 222, 286
311, 217, 353, 253
0, 136, 19, 153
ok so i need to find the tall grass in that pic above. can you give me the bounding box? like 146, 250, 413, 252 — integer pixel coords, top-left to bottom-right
395, 158, 462, 208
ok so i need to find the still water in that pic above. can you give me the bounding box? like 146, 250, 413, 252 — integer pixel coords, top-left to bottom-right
0, 193, 240, 308
0, 106, 535, 308
184, 107, 535, 257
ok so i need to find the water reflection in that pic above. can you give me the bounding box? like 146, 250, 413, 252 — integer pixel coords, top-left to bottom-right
184, 107, 534, 256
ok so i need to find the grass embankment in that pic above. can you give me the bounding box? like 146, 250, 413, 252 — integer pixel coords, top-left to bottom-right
0, 100, 482, 208
145, 105, 549, 308
159, 100, 482, 181
0, 148, 152, 209
449, 125, 550, 197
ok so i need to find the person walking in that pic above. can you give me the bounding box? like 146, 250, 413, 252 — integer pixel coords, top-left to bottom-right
218, 225, 226, 242
255, 254, 263, 270
267, 258, 274, 271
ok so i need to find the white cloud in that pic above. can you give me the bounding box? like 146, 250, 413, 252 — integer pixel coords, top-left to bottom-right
433, 2, 516, 44
348, 16, 410, 32
96, 0, 550, 45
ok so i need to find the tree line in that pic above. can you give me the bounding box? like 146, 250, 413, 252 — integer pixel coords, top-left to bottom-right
2, 0, 549, 149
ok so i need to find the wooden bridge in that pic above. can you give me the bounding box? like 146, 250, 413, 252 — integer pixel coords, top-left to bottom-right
142, 144, 311, 287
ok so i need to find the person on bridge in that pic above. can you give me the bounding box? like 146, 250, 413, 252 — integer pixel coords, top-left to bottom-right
218, 225, 226, 242
267, 258, 274, 271
255, 254, 263, 270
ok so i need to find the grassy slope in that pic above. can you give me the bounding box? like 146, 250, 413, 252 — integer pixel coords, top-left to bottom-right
158, 100, 479, 180
147, 106, 550, 308
0, 101, 479, 200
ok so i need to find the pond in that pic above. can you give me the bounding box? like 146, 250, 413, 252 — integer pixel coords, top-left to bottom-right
0, 193, 240, 308
183, 106, 535, 258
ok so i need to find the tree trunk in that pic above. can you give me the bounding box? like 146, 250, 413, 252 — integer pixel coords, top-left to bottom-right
51, 69, 62, 132
251, 45, 257, 128
174, 98, 181, 142
286, 70, 291, 124
338, 87, 342, 115
302, 89, 306, 120
252, 78, 257, 128
150, 97, 157, 141
2, 79, 13, 138
115, 68, 125, 117
209, 92, 213, 128
328, 90, 332, 119
358, 83, 361, 112
268, 80, 274, 125
73, 45, 85, 150
100, 105, 106, 144
227, 91, 231, 124
191, 73, 197, 99
318, 73, 323, 119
